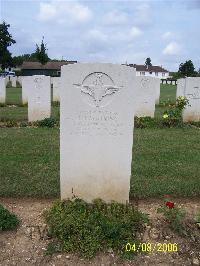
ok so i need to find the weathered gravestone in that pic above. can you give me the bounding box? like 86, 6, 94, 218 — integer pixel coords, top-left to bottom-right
52, 77, 61, 102
177, 77, 200, 122
60, 63, 137, 203
0, 78, 6, 103
11, 76, 16, 87
28, 75, 51, 122
155, 78, 161, 104
22, 76, 29, 104
176, 78, 185, 98
134, 76, 158, 117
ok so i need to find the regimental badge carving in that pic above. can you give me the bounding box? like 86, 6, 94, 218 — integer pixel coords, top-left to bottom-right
74, 72, 122, 108
34, 77, 43, 104
187, 86, 200, 99
141, 78, 150, 89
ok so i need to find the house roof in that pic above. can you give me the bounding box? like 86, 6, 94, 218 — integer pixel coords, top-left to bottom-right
127, 64, 169, 73
21, 61, 77, 70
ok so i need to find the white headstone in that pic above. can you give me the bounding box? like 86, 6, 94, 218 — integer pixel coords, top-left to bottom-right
178, 77, 200, 122
155, 78, 161, 104
28, 75, 51, 122
5, 76, 9, 86
176, 78, 185, 98
60, 63, 137, 203
11, 76, 16, 87
52, 77, 61, 102
135, 76, 157, 117
22, 76, 29, 105
0, 78, 6, 103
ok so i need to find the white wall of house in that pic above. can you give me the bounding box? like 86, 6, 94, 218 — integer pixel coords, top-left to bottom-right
136, 71, 169, 79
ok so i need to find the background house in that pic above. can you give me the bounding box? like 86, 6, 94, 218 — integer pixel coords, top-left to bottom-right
126, 64, 169, 79
21, 61, 77, 76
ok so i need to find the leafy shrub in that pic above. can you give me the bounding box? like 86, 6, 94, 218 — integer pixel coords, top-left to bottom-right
195, 212, 200, 228
45, 198, 148, 258
0, 204, 20, 231
19, 121, 29, 127
162, 96, 189, 127
5, 120, 18, 128
157, 201, 186, 235
37, 118, 57, 128
52, 101, 60, 107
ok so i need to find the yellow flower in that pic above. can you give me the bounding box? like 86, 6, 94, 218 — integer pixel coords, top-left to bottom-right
163, 114, 169, 119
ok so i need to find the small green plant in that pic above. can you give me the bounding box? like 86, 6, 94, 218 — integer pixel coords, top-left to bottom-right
0, 204, 20, 231
135, 116, 159, 128
37, 117, 57, 128
157, 201, 186, 235
52, 101, 60, 107
5, 120, 18, 128
45, 198, 148, 258
195, 212, 200, 228
162, 96, 189, 127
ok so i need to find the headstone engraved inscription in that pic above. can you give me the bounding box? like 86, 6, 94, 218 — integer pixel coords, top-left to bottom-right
60, 63, 136, 203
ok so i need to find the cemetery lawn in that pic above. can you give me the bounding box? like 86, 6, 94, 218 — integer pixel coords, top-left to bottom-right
0, 127, 199, 198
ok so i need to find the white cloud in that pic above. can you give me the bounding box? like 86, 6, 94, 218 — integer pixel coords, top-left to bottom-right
38, 1, 92, 23
163, 41, 181, 55
87, 29, 107, 42
162, 31, 173, 40
129, 26, 143, 38
133, 3, 152, 27
103, 10, 128, 25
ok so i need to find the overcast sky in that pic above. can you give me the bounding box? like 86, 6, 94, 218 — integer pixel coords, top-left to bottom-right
1, 0, 200, 71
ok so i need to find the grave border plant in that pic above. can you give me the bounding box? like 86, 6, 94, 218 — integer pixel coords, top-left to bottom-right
162, 96, 189, 127
0, 204, 20, 231
157, 200, 186, 235
44, 198, 149, 259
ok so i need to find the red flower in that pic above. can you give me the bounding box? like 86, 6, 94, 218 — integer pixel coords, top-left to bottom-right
165, 201, 174, 209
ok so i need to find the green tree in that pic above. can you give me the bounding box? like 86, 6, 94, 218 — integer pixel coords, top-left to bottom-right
35, 37, 49, 65
12, 53, 39, 66
0, 21, 16, 70
178, 60, 196, 77
145, 57, 152, 66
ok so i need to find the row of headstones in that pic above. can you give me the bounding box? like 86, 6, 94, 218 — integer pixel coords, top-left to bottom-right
0, 73, 160, 121
4, 76, 20, 87
1, 64, 200, 204
60, 65, 200, 204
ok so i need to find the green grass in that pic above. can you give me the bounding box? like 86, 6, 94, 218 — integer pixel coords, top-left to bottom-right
0, 128, 59, 197
6, 87, 22, 105
131, 128, 200, 198
159, 84, 177, 104
0, 127, 199, 198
